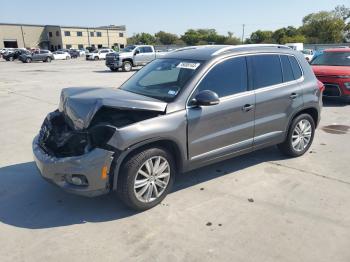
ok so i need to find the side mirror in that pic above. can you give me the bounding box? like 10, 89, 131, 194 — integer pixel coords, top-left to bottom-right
191, 90, 220, 107
134, 50, 140, 55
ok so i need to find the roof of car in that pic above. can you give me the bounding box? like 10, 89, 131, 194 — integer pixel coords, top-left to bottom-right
163, 44, 292, 61
324, 48, 350, 52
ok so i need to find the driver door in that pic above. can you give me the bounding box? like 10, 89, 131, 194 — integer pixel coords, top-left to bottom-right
187, 56, 255, 162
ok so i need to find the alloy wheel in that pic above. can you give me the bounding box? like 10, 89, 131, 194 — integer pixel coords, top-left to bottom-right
133, 156, 170, 203
291, 119, 312, 152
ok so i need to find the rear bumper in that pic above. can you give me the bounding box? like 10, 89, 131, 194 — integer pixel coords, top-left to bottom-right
33, 135, 114, 197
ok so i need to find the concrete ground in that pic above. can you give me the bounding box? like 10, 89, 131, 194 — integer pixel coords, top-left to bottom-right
0, 58, 349, 262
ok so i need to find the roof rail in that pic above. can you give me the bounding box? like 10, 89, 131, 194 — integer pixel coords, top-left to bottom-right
211, 44, 291, 56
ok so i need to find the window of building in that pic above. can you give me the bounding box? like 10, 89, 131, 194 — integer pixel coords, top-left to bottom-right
96, 32, 102, 37
77, 31, 83, 37
248, 55, 283, 89
280, 55, 295, 82
288, 56, 303, 79
49, 32, 53, 37
64, 31, 71, 36
119, 32, 124, 37
78, 44, 84, 50
120, 44, 125, 49
196, 57, 248, 98
66, 44, 72, 49
56, 31, 60, 36
98, 44, 103, 48
57, 44, 61, 49
90, 32, 94, 37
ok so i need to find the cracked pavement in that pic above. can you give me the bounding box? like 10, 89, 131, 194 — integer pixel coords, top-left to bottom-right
0, 58, 349, 262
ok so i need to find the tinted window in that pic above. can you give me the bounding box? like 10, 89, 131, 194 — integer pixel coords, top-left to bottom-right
280, 55, 294, 82
288, 56, 302, 79
196, 57, 248, 98
142, 47, 153, 53
311, 51, 350, 66
249, 55, 283, 89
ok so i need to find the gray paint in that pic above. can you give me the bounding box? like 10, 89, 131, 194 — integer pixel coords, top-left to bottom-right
33, 44, 322, 196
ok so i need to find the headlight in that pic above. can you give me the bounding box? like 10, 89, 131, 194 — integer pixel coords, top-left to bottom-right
344, 82, 350, 90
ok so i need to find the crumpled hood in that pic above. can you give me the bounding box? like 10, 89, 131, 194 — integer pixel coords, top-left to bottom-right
59, 87, 167, 130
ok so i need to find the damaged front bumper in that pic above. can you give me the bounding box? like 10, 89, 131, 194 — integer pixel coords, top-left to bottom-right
33, 135, 114, 197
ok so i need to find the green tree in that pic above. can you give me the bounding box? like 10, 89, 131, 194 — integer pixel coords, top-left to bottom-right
300, 11, 346, 43
248, 30, 274, 43
127, 33, 156, 45
155, 31, 179, 45
181, 29, 202, 45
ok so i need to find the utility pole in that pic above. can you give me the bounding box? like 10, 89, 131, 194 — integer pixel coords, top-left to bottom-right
241, 24, 245, 44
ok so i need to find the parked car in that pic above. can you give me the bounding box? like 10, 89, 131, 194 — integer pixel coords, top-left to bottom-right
301, 49, 314, 62
311, 48, 350, 101
86, 49, 114, 60
33, 44, 323, 210
105, 45, 165, 72
53, 51, 71, 60
68, 49, 80, 58
19, 50, 54, 63
2, 49, 29, 61
79, 49, 87, 56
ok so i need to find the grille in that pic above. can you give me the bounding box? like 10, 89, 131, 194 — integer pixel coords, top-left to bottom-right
323, 83, 341, 97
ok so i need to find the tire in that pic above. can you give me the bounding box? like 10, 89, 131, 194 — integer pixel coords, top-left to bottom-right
9, 57, 14, 61
110, 67, 119, 72
122, 61, 132, 72
25, 58, 32, 63
278, 114, 315, 157
117, 147, 175, 211
66, 56, 70, 60
94, 56, 99, 60
45, 57, 52, 63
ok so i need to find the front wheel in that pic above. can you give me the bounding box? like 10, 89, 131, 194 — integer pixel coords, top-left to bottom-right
25, 58, 32, 63
94, 56, 99, 60
45, 57, 52, 63
122, 61, 132, 72
117, 147, 175, 211
278, 114, 315, 157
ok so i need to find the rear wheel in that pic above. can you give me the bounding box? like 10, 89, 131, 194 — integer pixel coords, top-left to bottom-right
25, 58, 32, 63
9, 57, 14, 61
117, 147, 175, 211
45, 57, 52, 63
122, 61, 132, 72
278, 114, 315, 157
94, 56, 99, 60
66, 56, 70, 60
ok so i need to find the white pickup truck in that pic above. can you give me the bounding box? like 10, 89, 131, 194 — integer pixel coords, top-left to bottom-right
105, 45, 165, 72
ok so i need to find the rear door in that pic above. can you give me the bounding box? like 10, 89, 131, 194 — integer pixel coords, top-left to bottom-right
187, 56, 255, 162
248, 54, 304, 149
142, 46, 155, 63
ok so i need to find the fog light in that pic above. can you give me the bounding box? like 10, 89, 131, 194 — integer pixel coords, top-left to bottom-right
66, 174, 88, 186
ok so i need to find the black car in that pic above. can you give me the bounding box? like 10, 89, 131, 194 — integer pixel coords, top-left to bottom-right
2, 49, 29, 61
19, 50, 54, 63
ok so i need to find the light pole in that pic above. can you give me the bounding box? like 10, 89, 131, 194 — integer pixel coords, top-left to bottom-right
241, 24, 245, 44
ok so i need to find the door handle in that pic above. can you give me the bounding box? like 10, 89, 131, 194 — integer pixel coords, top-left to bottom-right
242, 104, 254, 112
290, 93, 298, 99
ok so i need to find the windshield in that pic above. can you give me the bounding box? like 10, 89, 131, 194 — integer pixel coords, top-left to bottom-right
120, 58, 202, 102
311, 51, 350, 66
121, 45, 136, 52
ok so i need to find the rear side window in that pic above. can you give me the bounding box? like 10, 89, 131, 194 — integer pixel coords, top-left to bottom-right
288, 56, 302, 79
196, 57, 248, 98
249, 54, 283, 89
280, 55, 294, 82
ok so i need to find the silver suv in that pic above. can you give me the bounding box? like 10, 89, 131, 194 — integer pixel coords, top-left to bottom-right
33, 45, 323, 210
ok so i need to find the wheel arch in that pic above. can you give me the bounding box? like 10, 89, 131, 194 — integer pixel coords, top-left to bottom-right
122, 58, 134, 66
285, 106, 320, 138
111, 138, 184, 191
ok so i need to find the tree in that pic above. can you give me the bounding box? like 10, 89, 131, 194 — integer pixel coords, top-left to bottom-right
248, 30, 274, 43
127, 33, 156, 45
155, 31, 179, 45
300, 11, 346, 43
181, 29, 202, 45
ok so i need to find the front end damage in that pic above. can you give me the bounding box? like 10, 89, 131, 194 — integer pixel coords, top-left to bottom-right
33, 87, 166, 197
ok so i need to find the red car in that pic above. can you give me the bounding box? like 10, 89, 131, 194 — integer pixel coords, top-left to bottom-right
311, 48, 350, 101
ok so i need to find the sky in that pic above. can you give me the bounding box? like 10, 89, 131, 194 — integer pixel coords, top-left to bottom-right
0, 0, 348, 39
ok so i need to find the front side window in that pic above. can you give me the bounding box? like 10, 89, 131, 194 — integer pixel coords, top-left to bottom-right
196, 56, 248, 98
249, 54, 283, 89
311, 51, 350, 67
120, 58, 202, 102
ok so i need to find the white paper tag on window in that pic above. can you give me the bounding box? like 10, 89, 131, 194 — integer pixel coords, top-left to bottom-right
168, 90, 177, 96
177, 62, 200, 70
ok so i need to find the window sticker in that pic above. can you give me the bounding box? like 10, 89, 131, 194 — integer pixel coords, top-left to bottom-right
168, 90, 178, 96
177, 62, 200, 70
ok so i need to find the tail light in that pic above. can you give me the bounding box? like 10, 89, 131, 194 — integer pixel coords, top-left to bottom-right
317, 80, 325, 93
